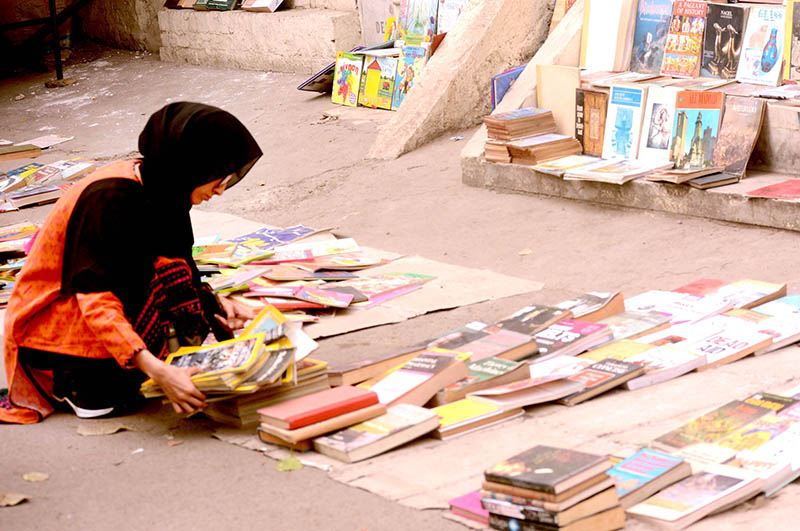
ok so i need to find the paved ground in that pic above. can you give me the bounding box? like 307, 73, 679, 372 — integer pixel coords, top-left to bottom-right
2, 44, 800, 530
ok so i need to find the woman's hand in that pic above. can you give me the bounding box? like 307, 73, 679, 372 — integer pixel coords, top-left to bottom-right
215, 295, 258, 331
135, 349, 206, 414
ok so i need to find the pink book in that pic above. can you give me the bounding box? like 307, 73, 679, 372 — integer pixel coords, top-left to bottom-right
448, 490, 489, 525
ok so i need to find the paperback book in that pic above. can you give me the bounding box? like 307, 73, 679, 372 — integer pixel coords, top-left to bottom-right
358, 55, 399, 110
669, 90, 724, 170
392, 45, 427, 109
629, 0, 674, 75
331, 52, 364, 107
701, 3, 749, 80
711, 96, 766, 180
661, 0, 707, 78
637, 85, 680, 162
606, 448, 692, 509
736, 6, 785, 86
601, 84, 648, 160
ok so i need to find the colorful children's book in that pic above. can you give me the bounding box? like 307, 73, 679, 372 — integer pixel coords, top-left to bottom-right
437, 0, 468, 35
629, 0, 674, 75
606, 448, 692, 509
637, 85, 679, 162
400, 0, 438, 42
701, 3, 749, 80
711, 96, 765, 180
358, 55, 399, 110
661, 1, 707, 78
331, 52, 364, 107
392, 45, 427, 109
601, 84, 648, 160
736, 6, 785, 86
669, 90, 724, 170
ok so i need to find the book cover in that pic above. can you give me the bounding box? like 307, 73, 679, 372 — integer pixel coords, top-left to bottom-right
391, 46, 427, 109
532, 319, 611, 358
434, 357, 527, 405
701, 3, 748, 80
367, 348, 467, 405
684, 327, 773, 369
400, 0, 438, 42
493, 305, 572, 336
492, 65, 526, 110
257, 385, 379, 430
166, 333, 265, 379
713, 279, 787, 309
581, 0, 636, 72
484, 445, 611, 494
555, 291, 624, 322
575, 88, 608, 157
622, 344, 705, 389
747, 179, 800, 199
601, 84, 648, 160
755, 295, 800, 317
607, 448, 688, 500
579, 339, 654, 362
559, 358, 644, 405
637, 85, 680, 162
448, 490, 489, 525
661, 1, 707, 78
206, 0, 236, 9
787, 1, 800, 82
597, 311, 671, 342
711, 96, 765, 180
331, 52, 364, 107
532, 155, 601, 177
736, 6, 784, 86
669, 90, 723, 170
630, 0, 674, 74
437, 0, 468, 35
358, 56, 398, 110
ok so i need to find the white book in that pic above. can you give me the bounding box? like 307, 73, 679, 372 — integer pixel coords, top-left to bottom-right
736, 6, 785, 86
637, 86, 680, 162
623, 344, 706, 390
601, 84, 648, 160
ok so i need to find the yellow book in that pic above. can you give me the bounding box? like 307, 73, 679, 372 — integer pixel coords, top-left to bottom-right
433, 398, 502, 429
579, 339, 653, 362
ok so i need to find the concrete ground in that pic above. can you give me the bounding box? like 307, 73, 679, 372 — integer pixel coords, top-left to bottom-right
2, 43, 800, 530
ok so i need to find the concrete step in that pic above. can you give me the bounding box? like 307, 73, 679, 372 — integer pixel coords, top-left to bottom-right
285, 0, 357, 11
158, 8, 361, 74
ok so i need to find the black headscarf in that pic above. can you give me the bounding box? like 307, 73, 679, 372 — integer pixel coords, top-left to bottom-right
60, 102, 262, 319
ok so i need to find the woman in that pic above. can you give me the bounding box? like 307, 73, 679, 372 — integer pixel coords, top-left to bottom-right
1, 102, 262, 423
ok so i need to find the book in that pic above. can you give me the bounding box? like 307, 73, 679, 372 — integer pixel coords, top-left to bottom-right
481, 486, 619, 527
624, 289, 732, 325
327, 347, 430, 387
714, 279, 787, 309
331, 52, 364, 107
256, 385, 378, 430
491, 65, 526, 110
506, 134, 583, 166
400, 0, 438, 42
701, 3, 749, 80
579, 339, 654, 363
637, 85, 680, 162
669, 90, 724, 170
429, 357, 529, 407
574, 88, 608, 157
629, 0, 674, 75
367, 348, 469, 406
596, 310, 671, 342
392, 45, 427, 109
485, 140, 512, 163
241, 0, 283, 12
466, 363, 587, 410
627, 464, 762, 529
623, 344, 706, 390
711, 96, 765, 180
257, 428, 313, 452
449, 490, 489, 526
206, 0, 236, 9
0, 144, 42, 162
559, 358, 645, 406
661, 1, 707, 78
436, 0, 468, 35
358, 55, 399, 110
746, 179, 800, 199
4, 183, 67, 209
563, 158, 673, 184
357, 0, 394, 46
297, 42, 394, 93
736, 6, 785, 86
487, 506, 625, 531
431, 398, 524, 439
607, 448, 692, 509
257, 402, 388, 444
786, 0, 800, 82
601, 84, 648, 160
532, 155, 601, 178
484, 445, 612, 495
687, 172, 738, 189
536, 64, 581, 137
554, 291, 625, 323
482, 475, 616, 506
493, 305, 573, 336
532, 319, 613, 360
754, 295, 800, 317
484, 107, 558, 141
431, 324, 539, 362
581, 0, 638, 72
312, 404, 439, 463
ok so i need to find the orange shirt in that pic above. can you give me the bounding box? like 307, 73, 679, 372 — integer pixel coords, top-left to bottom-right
3, 160, 147, 421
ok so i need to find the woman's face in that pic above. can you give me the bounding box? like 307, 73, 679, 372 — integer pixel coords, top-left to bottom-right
190, 175, 232, 205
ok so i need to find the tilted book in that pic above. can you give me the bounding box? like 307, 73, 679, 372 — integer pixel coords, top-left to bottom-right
575, 88, 608, 157
701, 3, 749, 80
661, 1, 707, 78
601, 84, 648, 160
559, 357, 645, 406
331, 52, 364, 107
493, 305, 573, 337
710, 96, 766, 180
637, 85, 680, 162
629, 0, 674, 74
607, 448, 691, 509
358, 55, 399, 110
392, 46, 427, 109
257, 385, 379, 430
736, 6, 784, 86
669, 90, 724, 170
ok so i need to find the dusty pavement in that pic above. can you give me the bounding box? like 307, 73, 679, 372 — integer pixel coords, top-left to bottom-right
2, 43, 800, 530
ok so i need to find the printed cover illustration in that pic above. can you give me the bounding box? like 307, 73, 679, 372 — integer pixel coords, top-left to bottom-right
701, 3, 748, 80
669, 91, 723, 169
400, 0, 438, 42
492, 65, 526, 110
359, 56, 399, 110
711, 95, 765, 179
661, 1, 708, 78
607, 448, 686, 498
602, 85, 646, 160
484, 445, 609, 491
630, 0, 674, 74
639, 86, 679, 161
331, 52, 364, 107
736, 6, 784, 86
392, 46, 427, 110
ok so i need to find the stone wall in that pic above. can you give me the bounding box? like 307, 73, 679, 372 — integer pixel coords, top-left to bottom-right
80, 0, 163, 53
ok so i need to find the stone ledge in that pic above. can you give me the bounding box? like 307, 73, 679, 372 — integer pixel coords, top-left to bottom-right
462, 155, 800, 232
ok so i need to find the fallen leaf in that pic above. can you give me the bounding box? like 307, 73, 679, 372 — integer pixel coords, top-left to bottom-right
0, 493, 29, 506
167, 440, 183, 447
23, 472, 48, 482
276, 457, 303, 472
518, 248, 533, 256
77, 421, 129, 436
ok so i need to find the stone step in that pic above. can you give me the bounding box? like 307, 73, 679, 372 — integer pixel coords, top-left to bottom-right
158, 8, 361, 74
285, 0, 356, 11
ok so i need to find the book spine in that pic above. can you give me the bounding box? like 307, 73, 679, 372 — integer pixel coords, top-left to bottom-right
575, 89, 586, 153
480, 498, 558, 525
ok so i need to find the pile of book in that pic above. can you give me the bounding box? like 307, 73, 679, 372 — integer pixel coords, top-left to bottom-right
0, 222, 38, 307
0, 157, 96, 212
480, 445, 625, 531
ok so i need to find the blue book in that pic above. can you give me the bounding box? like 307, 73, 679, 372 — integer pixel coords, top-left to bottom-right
629, 0, 674, 74
606, 448, 690, 508
491, 65, 526, 110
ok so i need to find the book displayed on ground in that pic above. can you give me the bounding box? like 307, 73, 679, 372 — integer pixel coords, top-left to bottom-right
727, 419, 800, 496
312, 404, 439, 463
622, 344, 706, 390
559, 358, 644, 405
0, 144, 42, 162
485, 445, 613, 495
256, 385, 378, 430
431, 398, 524, 439
366, 348, 469, 406
429, 357, 529, 407
436, 0, 468, 35
687, 172, 738, 190
601, 84, 648, 160
449, 490, 490, 526
736, 6, 784, 87
392, 45, 427, 109
327, 347, 423, 387
400, 0, 437, 42
701, 3, 748, 80
480, 478, 616, 514
481, 486, 619, 528
537, 64, 581, 136
596, 310, 672, 342
607, 448, 692, 509
484, 107, 558, 141
637, 85, 680, 162
627, 464, 762, 530
754, 295, 800, 317
532, 319, 613, 360
683, 323, 773, 371
331, 52, 364, 107
493, 304, 573, 337
487, 506, 625, 531
747, 179, 800, 200
297, 42, 395, 93
531, 155, 601, 178
574, 88, 608, 157
491, 65, 526, 110
241, 0, 284, 12
624, 289, 732, 325
711, 96, 765, 180
661, 1, 707, 78
466, 376, 585, 411
578, 338, 654, 362
430, 324, 539, 363
629, 0, 673, 75
257, 402, 388, 444
563, 158, 673, 184
715, 279, 787, 309
506, 134, 583, 166
724, 309, 800, 355
555, 291, 625, 323
670, 90, 724, 170
358, 55, 399, 110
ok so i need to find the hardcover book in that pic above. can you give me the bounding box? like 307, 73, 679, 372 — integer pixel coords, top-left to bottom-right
669, 90, 724, 170
661, 1, 707, 78
629, 0, 674, 74
331, 52, 364, 107
358, 55, 399, 110
711, 96, 766, 180
637, 85, 680, 162
391, 45, 427, 109
491, 65, 526, 110
736, 6, 785, 86
701, 3, 749, 80
607, 448, 692, 509
601, 84, 648, 160
400, 0, 438, 42
257, 385, 379, 430
532, 319, 613, 360
574, 88, 608, 157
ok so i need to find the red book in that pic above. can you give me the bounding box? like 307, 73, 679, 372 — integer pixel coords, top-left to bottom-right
257, 386, 379, 430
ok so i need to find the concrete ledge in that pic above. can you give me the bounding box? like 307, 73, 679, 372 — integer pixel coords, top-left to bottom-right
463, 157, 800, 232
158, 8, 361, 73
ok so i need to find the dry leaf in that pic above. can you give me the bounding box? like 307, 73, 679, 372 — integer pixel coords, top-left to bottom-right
23, 472, 48, 482
77, 422, 129, 436
276, 457, 303, 472
0, 492, 29, 506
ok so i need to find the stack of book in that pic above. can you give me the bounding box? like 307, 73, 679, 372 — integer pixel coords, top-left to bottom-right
505, 134, 584, 166
481, 445, 624, 531
484, 107, 558, 141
